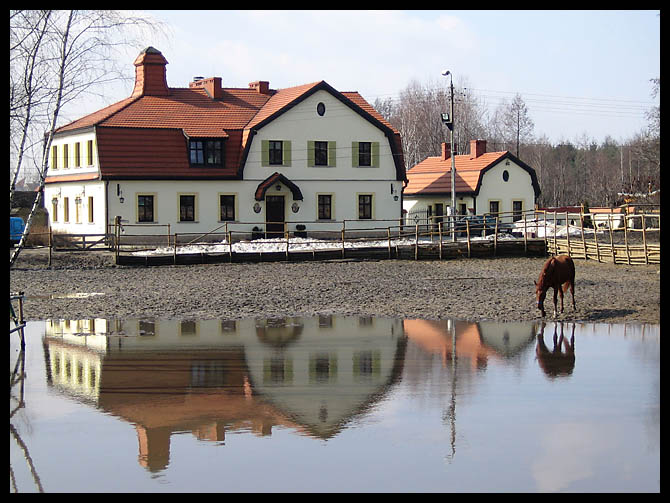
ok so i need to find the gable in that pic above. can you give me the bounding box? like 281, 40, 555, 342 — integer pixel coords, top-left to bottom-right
240, 81, 406, 182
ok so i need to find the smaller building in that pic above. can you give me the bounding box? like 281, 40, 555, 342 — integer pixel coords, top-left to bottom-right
403, 139, 540, 224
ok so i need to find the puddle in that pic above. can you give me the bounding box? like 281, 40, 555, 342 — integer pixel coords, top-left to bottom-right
10, 316, 659, 493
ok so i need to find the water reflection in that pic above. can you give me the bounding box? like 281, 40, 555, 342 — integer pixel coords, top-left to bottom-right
12, 316, 659, 492
39, 316, 543, 473
536, 322, 576, 379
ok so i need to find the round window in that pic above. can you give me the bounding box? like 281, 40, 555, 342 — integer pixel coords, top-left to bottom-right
317, 102, 326, 116
502, 170, 509, 182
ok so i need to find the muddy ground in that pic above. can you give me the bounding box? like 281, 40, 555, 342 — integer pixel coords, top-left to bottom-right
9, 248, 660, 324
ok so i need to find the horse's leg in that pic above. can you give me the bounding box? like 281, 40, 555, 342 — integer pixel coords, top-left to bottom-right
570, 281, 576, 310
553, 287, 559, 317
558, 284, 565, 313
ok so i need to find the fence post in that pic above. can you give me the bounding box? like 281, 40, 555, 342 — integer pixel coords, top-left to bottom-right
553, 211, 557, 256
466, 219, 471, 258
439, 221, 443, 259
624, 211, 630, 265
48, 226, 53, 267
494, 216, 498, 256
285, 228, 289, 260
642, 213, 648, 264
593, 220, 600, 262
523, 213, 528, 253
565, 211, 570, 256
173, 233, 178, 265
114, 216, 120, 264
580, 213, 586, 260
608, 214, 615, 263
341, 221, 346, 259
415, 223, 419, 260
387, 227, 391, 259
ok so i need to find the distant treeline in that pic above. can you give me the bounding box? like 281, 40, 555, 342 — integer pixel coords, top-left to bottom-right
375, 78, 660, 208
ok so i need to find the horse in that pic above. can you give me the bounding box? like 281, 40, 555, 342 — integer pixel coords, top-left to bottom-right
534, 254, 576, 318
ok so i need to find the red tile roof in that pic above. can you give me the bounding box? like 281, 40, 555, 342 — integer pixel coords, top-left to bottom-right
52, 48, 405, 182
405, 146, 540, 198
404, 151, 508, 195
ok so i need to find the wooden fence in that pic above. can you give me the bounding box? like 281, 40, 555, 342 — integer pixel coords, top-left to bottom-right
16, 207, 659, 267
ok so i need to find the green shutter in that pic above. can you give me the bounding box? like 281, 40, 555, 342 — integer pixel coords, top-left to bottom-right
307, 141, 315, 167
283, 140, 291, 166
352, 142, 359, 167
261, 140, 269, 167
328, 141, 337, 167
371, 141, 380, 168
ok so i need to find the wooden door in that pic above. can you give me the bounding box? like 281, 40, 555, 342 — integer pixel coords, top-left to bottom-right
265, 195, 285, 238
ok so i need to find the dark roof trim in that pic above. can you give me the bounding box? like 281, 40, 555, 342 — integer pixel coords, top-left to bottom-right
241, 81, 406, 181
473, 152, 541, 198
254, 172, 303, 201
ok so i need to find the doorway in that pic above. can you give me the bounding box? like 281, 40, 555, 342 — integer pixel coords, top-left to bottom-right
265, 195, 285, 238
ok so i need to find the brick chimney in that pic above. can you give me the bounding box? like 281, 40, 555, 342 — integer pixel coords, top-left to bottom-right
249, 81, 272, 95
470, 139, 486, 159
189, 77, 223, 99
441, 142, 451, 161
131, 47, 169, 98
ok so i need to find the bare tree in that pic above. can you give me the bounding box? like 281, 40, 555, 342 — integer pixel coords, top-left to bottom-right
495, 93, 535, 157
9, 10, 168, 267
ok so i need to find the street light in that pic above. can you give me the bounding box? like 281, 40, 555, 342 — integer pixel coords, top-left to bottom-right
441, 70, 456, 241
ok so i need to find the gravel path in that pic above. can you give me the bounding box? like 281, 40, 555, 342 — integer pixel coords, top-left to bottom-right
9, 248, 660, 324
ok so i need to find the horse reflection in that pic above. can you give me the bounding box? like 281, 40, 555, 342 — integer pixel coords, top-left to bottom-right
536, 322, 575, 378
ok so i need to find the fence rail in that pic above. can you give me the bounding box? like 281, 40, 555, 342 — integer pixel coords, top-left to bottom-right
14, 207, 659, 266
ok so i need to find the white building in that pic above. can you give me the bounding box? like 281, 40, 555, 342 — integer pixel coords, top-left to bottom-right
403, 140, 540, 224
44, 47, 406, 242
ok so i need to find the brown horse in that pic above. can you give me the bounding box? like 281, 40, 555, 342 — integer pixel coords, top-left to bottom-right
534, 254, 576, 317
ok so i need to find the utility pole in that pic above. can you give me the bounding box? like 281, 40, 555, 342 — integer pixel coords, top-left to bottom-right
441, 70, 457, 242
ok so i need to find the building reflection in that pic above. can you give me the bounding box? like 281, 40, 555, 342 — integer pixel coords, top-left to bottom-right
41, 316, 539, 472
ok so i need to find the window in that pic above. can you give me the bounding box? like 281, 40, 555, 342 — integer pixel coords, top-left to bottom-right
317, 102, 326, 116
489, 200, 500, 216
315, 141, 328, 166
219, 194, 235, 221
513, 200, 523, 222
269, 140, 283, 165
262, 140, 291, 167
51, 146, 58, 170
502, 170, 509, 182
75, 142, 81, 167
63, 197, 70, 223
308, 141, 336, 167
52, 200, 58, 222
189, 139, 223, 167
75, 198, 82, 223
318, 194, 332, 220
87, 140, 93, 165
358, 142, 371, 166
179, 194, 196, 222
88, 196, 94, 223
63, 144, 69, 168
358, 194, 373, 220
352, 141, 379, 167
137, 195, 154, 223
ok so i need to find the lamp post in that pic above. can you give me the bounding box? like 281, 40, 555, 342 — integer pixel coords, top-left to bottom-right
441, 70, 456, 241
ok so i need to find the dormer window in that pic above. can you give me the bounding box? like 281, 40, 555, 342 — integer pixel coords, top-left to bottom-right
189, 139, 224, 167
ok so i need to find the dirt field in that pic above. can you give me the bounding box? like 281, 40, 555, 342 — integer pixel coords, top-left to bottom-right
9, 248, 660, 324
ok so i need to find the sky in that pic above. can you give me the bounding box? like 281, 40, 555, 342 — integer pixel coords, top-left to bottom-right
65, 9, 660, 145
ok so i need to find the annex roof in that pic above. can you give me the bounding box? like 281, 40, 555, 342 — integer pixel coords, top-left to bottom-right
404, 142, 540, 198
52, 47, 406, 182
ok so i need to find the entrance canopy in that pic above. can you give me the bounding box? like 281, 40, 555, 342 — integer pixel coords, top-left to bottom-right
254, 172, 303, 201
